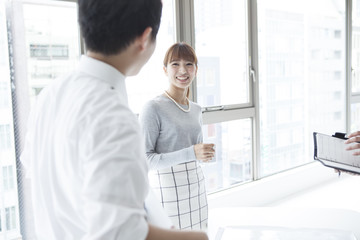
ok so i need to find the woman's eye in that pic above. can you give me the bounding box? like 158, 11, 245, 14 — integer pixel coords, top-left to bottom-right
171, 63, 179, 66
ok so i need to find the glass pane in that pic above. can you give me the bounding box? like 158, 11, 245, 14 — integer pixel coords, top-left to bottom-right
5, 208, 10, 230
201, 119, 252, 192
258, 0, 346, 177
126, 0, 175, 113
11, 207, 16, 230
0, 1, 21, 238
9, 165, 14, 189
3, 167, 8, 190
194, 0, 249, 107
352, 0, 360, 93
351, 103, 360, 132
23, 1, 80, 102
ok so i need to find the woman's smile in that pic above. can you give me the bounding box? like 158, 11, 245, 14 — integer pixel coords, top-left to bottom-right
176, 75, 190, 83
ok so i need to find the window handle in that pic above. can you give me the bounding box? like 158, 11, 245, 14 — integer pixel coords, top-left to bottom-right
203, 105, 225, 112
250, 67, 256, 83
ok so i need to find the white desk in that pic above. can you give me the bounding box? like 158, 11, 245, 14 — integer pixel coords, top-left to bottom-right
208, 207, 360, 239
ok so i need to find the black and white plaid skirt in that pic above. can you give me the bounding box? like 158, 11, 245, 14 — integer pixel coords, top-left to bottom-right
149, 160, 208, 230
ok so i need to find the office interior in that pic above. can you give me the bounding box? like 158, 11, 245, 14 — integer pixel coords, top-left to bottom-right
1, 0, 360, 239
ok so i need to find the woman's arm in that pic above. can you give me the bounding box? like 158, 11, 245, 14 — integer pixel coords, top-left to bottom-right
145, 145, 196, 169
139, 102, 197, 169
140, 101, 215, 169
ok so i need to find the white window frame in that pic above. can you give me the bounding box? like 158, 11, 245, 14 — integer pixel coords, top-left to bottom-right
178, 0, 353, 188
176, 0, 260, 183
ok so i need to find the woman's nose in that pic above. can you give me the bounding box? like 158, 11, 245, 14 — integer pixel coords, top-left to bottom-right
179, 65, 186, 73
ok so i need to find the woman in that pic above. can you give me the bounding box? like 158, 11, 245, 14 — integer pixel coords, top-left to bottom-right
139, 42, 215, 230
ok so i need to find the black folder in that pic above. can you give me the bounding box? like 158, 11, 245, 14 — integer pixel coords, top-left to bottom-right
313, 132, 360, 174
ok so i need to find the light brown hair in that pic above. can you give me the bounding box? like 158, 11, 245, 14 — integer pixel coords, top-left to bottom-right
163, 42, 198, 67
163, 42, 198, 97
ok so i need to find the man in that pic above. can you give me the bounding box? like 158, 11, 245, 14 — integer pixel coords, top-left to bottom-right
21, 0, 208, 239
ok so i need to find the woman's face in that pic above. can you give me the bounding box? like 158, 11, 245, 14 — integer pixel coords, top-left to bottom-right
164, 59, 197, 90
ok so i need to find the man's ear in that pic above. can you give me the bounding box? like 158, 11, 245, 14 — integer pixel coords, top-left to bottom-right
138, 27, 153, 51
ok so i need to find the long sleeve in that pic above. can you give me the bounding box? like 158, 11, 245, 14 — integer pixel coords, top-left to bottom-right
146, 142, 196, 170
81, 113, 149, 240
139, 100, 197, 170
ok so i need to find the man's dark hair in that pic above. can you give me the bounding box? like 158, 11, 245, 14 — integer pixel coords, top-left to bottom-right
78, 0, 162, 55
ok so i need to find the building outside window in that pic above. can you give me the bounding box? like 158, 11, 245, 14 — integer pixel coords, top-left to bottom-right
5, 207, 16, 231
0, 125, 11, 151
22, 1, 80, 100
3, 166, 15, 191
126, 0, 175, 113
257, 0, 346, 177
0, 1, 21, 239
0, 82, 9, 109
194, 0, 253, 192
352, 0, 360, 131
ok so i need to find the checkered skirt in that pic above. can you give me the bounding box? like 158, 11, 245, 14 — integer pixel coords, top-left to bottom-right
149, 160, 208, 230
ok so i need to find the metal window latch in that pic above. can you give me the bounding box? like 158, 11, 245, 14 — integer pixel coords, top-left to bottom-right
203, 105, 225, 112
250, 67, 256, 83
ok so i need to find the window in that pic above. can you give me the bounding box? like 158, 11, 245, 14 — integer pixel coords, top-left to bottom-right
353, 0, 360, 93
30, 44, 69, 59
352, 0, 360, 126
0, 82, 9, 109
351, 103, 360, 132
126, 0, 175, 113
0, 125, 11, 151
195, 0, 249, 107
202, 119, 252, 192
2, 1, 80, 239
334, 29, 341, 38
257, 0, 346, 177
3, 166, 15, 191
5, 207, 16, 231
0, 1, 20, 239
334, 50, 342, 59
194, 0, 252, 192
22, 1, 80, 100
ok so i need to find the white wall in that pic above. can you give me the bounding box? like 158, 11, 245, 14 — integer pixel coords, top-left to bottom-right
207, 162, 360, 211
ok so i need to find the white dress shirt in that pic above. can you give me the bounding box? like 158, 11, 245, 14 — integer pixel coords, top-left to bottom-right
21, 55, 149, 240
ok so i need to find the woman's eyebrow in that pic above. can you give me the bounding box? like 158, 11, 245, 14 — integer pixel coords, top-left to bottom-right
170, 59, 194, 63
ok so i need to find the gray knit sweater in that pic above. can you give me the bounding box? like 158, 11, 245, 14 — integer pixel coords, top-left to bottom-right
139, 94, 203, 170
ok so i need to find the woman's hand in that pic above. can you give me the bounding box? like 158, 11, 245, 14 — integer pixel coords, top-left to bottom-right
345, 131, 360, 156
194, 143, 215, 162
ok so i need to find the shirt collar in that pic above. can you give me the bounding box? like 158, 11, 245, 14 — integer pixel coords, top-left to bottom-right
78, 55, 127, 98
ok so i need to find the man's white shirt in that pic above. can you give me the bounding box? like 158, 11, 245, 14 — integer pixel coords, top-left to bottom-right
21, 55, 150, 240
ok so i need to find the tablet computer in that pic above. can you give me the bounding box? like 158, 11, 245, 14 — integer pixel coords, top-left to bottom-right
313, 132, 360, 174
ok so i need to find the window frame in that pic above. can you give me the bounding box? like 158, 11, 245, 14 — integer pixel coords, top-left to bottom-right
4, 0, 80, 239
349, 0, 360, 131
176, 0, 259, 182
179, 0, 352, 186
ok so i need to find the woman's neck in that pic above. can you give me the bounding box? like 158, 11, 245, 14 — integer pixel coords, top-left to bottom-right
165, 88, 188, 105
